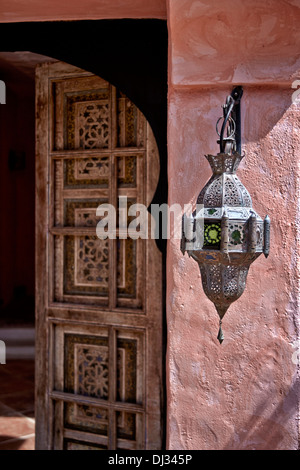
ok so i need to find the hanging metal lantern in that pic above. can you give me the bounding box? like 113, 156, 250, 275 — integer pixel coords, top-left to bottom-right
181, 87, 270, 343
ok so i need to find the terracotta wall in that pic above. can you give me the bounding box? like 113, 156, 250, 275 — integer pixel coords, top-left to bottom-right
0, 0, 167, 22
167, 0, 300, 450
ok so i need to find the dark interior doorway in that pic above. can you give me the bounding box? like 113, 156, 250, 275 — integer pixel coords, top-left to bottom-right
0, 19, 168, 448
0, 19, 168, 325
0, 19, 168, 212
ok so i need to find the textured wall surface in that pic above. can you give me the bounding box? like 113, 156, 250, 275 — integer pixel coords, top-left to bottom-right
167, 0, 300, 450
168, 0, 300, 85
0, 0, 167, 22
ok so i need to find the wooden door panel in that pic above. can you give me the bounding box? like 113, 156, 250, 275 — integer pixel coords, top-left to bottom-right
50, 323, 145, 449
35, 62, 162, 450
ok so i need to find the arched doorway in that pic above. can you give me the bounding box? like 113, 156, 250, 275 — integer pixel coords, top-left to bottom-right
0, 19, 167, 450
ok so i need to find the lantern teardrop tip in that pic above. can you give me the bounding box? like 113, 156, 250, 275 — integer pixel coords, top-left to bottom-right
217, 326, 224, 344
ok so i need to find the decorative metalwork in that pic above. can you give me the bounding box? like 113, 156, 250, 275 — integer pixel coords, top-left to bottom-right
181, 87, 270, 343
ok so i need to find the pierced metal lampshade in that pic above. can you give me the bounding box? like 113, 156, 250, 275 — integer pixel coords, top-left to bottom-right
181, 89, 270, 343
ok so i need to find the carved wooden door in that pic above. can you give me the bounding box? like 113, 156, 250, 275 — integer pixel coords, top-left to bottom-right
35, 62, 162, 450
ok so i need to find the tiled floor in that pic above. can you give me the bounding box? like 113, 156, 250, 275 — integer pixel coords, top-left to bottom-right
0, 360, 35, 450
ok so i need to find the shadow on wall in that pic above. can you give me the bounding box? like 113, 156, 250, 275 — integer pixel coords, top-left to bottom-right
242, 87, 297, 144
191, 85, 297, 158
224, 375, 299, 450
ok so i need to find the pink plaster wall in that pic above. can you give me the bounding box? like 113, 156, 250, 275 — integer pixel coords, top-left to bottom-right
0, 0, 167, 22
167, 0, 300, 450
169, 0, 300, 86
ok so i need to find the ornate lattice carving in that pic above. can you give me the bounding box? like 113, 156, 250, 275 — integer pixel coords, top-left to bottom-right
208, 264, 222, 298
75, 236, 109, 287
206, 152, 243, 174
75, 156, 109, 180
198, 154, 252, 208
202, 177, 222, 207
63, 236, 109, 298
200, 264, 222, 304
62, 236, 137, 301
74, 208, 99, 228
233, 176, 252, 207
199, 263, 250, 307
64, 157, 109, 188
223, 265, 240, 300
64, 200, 107, 227
64, 335, 109, 397
75, 344, 109, 398
64, 333, 138, 402
75, 101, 110, 149
224, 178, 242, 206
66, 90, 109, 150
64, 332, 139, 442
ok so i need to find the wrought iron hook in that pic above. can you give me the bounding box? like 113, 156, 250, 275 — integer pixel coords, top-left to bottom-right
217, 86, 243, 154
